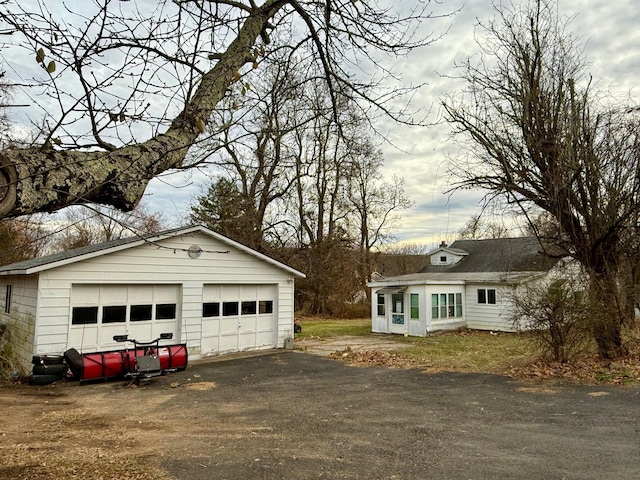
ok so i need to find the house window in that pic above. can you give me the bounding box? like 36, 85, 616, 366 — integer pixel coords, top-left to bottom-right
431, 293, 464, 319
392, 292, 404, 313
377, 293, 385, 316
130, 304, 153, 322
410, 293, 419, 319
223, 301, 239, 316
440, 256, 447, 263
241, 301, 257, 315
431, 294, 438, 319
391, 292, 404, 325
102, 305, 126, 323
203, 302, 220, 317
259, 300, 273, 314
156, 303, 177, 320
72, 306, 98, 325
477, 288, 496, 305
4, 284, 11, 314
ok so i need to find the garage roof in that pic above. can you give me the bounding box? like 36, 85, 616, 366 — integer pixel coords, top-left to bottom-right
0, 225, 306, 278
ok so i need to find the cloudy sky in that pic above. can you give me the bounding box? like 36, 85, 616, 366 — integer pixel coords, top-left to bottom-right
2, 1, 638, 247
142, 0, 639, 248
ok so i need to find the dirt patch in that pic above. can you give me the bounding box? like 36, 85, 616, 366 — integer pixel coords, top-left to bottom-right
295, 334, 411, 357
1, 351, 639, 480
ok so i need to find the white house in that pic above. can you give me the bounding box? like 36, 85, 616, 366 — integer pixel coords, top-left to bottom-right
368, 237, 564, 336
0, 225, 305, 373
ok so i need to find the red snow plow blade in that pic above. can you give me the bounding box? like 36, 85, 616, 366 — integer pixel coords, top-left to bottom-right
64, 344, 188, 383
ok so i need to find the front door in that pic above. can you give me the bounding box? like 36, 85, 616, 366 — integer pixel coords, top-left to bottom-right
389, 292, 406, 334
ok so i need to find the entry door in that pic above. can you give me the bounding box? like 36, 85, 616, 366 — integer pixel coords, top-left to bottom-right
389, 292, 406, 334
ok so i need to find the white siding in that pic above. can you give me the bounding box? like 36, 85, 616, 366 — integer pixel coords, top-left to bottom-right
32, 231, 297, 359
464, 283, 516, 332
0, 275, 39, 373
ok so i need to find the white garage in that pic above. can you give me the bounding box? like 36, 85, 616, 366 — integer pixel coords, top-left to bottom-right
0, 226, 305, 374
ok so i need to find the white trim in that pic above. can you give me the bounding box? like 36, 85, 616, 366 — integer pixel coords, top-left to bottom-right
8, 226, 306, 279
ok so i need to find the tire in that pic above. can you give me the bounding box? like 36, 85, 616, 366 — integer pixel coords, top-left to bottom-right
64, 348, 85, 378
28, 374, 63, 385
32, 363, 68, 376
294, 323, 302, 333
31, 354, 65, 365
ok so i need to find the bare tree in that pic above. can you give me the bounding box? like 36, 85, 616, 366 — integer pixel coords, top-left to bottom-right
49, 202, 165, 252
442, 0, 640, 359
458, 214, 509, 240
0, 1, 450, 218
348, 146, 413, 286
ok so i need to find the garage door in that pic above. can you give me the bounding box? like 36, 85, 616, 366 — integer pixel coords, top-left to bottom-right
69, 284, 180, 351
201, 284, 276, 356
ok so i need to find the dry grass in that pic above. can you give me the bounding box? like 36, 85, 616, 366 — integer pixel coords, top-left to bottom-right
303, 317, 640, 385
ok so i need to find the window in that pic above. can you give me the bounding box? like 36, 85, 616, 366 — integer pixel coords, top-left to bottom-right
391, 292, 404, 313
4, 284, 11, 314
431, 293, 463, 319
391, 292, 404, 325
156, 303, 177, 320
477, 289, 486, 304
223, 301, 239, 316
102, 305, 126, 323
203, 302, 220, 317
377, 294, 385, 316
477, 288, 496, 305
431, 294, 439, 319
241, 301, 257, 315
410, 294, 419, 319
130, 304, 152, 322
488, 289, 496, 304
72, 306, 98, 325
259, 300, 273, 314
440, 256, 447, 263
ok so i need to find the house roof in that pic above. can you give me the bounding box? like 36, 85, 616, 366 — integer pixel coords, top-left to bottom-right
0, 225, 306, 278
368, 270, 546, 288
420, 237, 559, 274
368, 237, 562, 288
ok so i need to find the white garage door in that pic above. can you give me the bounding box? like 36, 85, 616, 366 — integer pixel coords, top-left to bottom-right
201, 284, 277, 356
69, 284, 180, 351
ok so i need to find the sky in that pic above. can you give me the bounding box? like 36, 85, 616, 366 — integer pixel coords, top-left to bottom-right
372, 0, 640, 247
141, 0, 640, 248
2, 1, 639, 248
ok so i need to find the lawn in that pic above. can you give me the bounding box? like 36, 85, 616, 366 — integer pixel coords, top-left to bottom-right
296, 316, 537, 374
295, 317, 640, 384
295, 317, 371, 338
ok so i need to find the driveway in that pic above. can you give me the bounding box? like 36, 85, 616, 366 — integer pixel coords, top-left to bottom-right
2, 350, 639, 479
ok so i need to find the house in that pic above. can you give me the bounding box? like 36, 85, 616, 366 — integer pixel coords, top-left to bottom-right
368, 237, 564, 336
0, 225, 305, 373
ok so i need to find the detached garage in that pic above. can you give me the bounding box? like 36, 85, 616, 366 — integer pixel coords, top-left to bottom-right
0, 225, 305, 373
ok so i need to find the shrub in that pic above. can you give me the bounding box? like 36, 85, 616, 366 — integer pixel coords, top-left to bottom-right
513, 278, 591, 363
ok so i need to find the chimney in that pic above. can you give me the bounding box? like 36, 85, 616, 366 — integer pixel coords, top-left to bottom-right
440, 240, 447, 248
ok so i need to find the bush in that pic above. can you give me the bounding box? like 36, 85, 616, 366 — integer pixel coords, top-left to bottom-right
513, 278, 591, 363
0, 322, 23, 384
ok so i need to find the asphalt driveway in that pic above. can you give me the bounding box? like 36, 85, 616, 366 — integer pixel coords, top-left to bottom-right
155, 351, 639, 480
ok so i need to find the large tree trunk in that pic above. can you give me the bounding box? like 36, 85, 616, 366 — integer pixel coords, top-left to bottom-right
0, 1, 285, 218
589, 272, 628, 360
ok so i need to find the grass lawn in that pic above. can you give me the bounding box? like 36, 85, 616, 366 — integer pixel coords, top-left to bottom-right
295, 317, 640, 384
296, 316, 537, 375
295, 317, 371, 338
